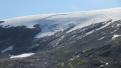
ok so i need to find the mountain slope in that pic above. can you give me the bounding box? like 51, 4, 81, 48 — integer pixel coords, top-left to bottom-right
1, 8, 121, 38
0, 8, 121, 68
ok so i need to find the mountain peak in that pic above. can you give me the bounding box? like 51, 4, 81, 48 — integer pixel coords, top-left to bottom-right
1, 7, 121, 38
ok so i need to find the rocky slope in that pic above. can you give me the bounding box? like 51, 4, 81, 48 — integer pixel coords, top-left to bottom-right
0, 8, 121, 68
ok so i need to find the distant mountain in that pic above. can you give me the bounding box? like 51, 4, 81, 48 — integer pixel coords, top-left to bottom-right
0, 8, 121, 68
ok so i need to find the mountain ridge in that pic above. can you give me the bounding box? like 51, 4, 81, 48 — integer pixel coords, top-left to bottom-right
0, 7, 121, 68
1, 7, 121, 38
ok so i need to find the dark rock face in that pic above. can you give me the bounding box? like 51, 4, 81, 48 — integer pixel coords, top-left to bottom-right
0, 25, 41, 57
1, 20, 121, 68
0, 21, 4, 24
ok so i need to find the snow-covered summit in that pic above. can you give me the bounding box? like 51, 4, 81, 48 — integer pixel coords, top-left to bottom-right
1, 7, 121, 38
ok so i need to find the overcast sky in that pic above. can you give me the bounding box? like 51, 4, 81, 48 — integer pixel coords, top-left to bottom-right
0, 0, 121, 19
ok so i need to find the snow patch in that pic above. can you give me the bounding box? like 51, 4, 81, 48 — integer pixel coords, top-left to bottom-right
105, 62, 109, 65
10, 53, 35, 59
86, 30, 95, 36
35, 32, 55, 38
55, 35, 65, 47
112, 35, 121, 40
1, 46, 13, 53
100, 65, 104, 67
117, 24, 121, 27
98, 37, 105, 40
111, 30, 117, 33
96, 20, 112, 31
